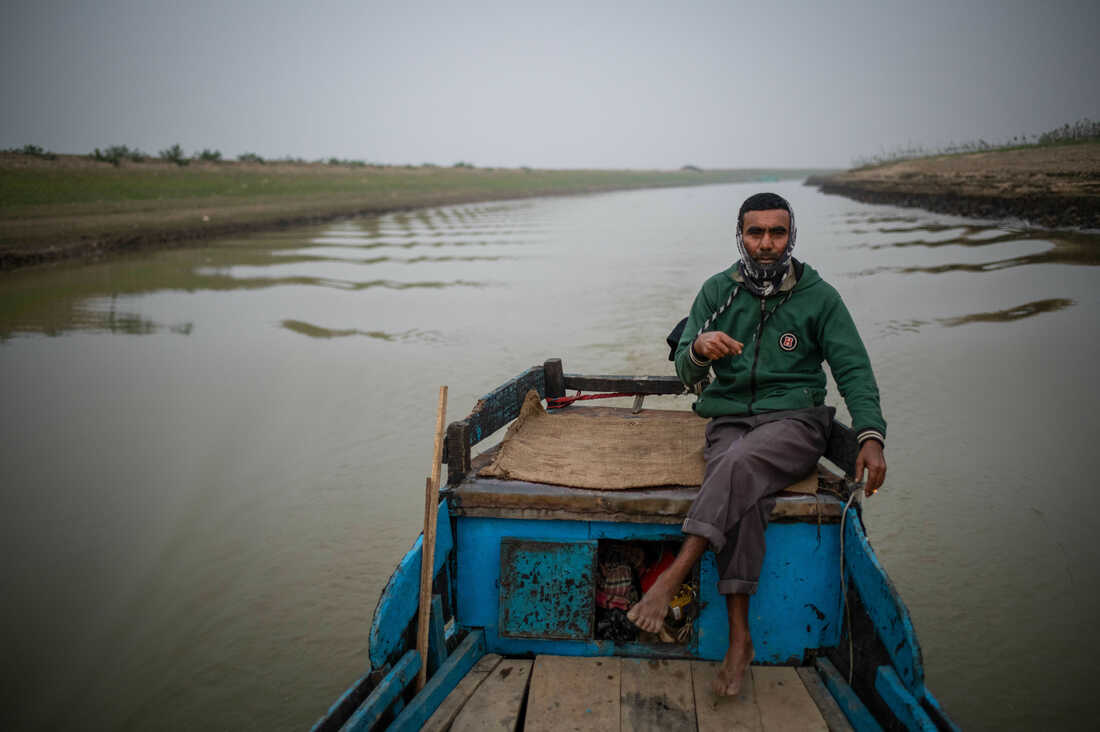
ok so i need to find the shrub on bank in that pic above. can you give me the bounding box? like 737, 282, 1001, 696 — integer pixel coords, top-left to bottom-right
6, 144, 57, 160
159, 144, 189, 166
91, 145, 146, 165
195, 148, 222, 162
237, 152, 265, 164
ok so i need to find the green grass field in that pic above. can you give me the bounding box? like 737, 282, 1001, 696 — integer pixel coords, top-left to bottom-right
0, 157, 825, 270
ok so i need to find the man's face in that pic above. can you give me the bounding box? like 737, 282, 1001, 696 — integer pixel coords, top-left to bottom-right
741, 209, 791, 265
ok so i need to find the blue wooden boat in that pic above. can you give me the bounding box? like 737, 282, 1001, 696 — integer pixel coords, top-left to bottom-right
312, 359, 959, 731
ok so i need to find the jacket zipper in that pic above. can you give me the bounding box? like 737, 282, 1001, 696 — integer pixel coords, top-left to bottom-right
748, 296, 767, 413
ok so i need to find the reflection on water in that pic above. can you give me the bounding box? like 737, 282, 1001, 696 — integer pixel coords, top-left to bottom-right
280, 319, 442, 342
2, 185, 1100, 732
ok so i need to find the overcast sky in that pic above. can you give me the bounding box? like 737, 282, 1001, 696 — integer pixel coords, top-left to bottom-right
2, 0, 1098, 169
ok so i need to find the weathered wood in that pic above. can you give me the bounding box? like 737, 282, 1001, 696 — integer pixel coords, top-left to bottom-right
825, 421, 859, 477
873, 665, 936, 731
543, 358, 565, 399
753, 666, 828, 731
418, 653, 502, 732
369, 501, 454, 668
842, 510, 925, 695
620, 658, 695, 732
449, 658, 533, 732
796, 666, 855, 732
417, 386, 448, 690
452, 476, 844, 524
427, 594, 447, 676
389, 630, 488, 732
814, 658, 882, 732
446, 421, 472, 486
340, 650, 421, 732
525, 655, 621, 732
691, 660, 761, 731
562, 373, 685, 395
447, 365, 545, 485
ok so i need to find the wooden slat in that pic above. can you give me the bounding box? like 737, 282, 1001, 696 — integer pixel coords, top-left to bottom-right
525, 655, 620, 732
419, 653, 502, 732
753, 666, 828, 732
389, 630, 487, 732
450, 658, 533, 732
620, 658, 695, 732
691, 660, 761, 732
814, 658, 882, 732
340, 650, 421, 732
795, 667, 854, 732
562, 373, 686, 395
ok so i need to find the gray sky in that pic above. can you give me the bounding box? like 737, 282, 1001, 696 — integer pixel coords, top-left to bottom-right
2, 0, 1098, 169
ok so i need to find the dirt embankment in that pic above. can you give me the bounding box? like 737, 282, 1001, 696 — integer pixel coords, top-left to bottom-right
811, 143, 1100, 229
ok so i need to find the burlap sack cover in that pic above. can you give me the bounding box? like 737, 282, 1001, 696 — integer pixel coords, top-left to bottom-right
479, 390, 706, 490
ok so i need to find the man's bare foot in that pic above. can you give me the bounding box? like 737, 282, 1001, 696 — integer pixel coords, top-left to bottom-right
625, 573, 679, 633
712, 638, 754, 697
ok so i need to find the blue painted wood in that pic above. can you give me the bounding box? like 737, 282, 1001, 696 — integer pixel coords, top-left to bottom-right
920, 689, 962, 732
340, 650, 421, 732
842, 509, 925, 695
456, 516, 842, 663
388, 630, 487, 732
815, 657, 883, 732
427, 594, 447, 675
369, 500, 454, 668
499, 539, 597, 640
874, 665, 936, 731
309, 670, 372, 732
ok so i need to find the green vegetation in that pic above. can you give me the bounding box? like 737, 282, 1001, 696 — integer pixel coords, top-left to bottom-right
237, 152, 265, 164
91, 145, 147, 165
195, 148, 222, 162
852, 117, 1100, 168
158, 144, 189, 166
4, 144, 56, 160
0, 157, 825, 269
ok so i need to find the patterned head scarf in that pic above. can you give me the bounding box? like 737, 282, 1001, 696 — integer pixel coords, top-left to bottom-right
735, 192, 797, 296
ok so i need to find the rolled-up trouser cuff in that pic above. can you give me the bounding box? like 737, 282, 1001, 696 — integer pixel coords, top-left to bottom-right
681, 517, 726, 554
717, 578, 759, 595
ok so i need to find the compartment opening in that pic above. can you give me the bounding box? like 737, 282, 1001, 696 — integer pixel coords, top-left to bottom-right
594, 539, 700, 644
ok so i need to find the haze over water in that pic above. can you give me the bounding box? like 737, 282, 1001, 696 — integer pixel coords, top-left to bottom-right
2, 180, 1099, 730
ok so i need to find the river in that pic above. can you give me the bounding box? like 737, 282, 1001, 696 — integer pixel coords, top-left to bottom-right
2, 180, 1098, 730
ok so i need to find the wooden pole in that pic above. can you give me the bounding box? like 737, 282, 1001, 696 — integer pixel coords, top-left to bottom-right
416, 385, 447, 691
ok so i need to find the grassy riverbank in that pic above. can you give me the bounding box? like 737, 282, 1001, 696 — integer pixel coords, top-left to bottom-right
0, 155, 821, 271
812, 142, 1100, 229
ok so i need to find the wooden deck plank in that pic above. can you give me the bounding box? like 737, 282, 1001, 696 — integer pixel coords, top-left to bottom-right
525, 655, 621, 732
691, 660, 762, 732
753, 666, 828, 732
620, 658, 695, 732
795, 667, 854, 732
450, 658, 532, 732
420, 654, 503, 732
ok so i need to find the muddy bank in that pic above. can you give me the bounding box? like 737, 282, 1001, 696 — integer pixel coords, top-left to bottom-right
811, 143, 1100, 229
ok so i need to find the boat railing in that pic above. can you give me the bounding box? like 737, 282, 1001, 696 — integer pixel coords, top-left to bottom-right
444, 357, 861, 487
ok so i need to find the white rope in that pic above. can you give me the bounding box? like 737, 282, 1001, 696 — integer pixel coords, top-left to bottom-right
696, 285, 740, 338
839, 482, 864, 684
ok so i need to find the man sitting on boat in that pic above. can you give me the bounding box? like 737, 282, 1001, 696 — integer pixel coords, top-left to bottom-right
626, 191, 887, 696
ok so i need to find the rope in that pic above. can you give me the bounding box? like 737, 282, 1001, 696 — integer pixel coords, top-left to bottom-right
839, 483, 864, 684
546, 391, 641, 410
695, 285, 740, 338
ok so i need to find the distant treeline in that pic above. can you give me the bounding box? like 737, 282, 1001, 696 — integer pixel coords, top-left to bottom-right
1, 143, 509, 171
851, 117, 1100, 169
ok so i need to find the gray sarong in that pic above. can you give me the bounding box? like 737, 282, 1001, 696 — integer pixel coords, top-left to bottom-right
681, 406, 832, 595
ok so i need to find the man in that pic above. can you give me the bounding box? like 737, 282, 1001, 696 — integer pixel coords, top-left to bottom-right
626, 192, 887, 696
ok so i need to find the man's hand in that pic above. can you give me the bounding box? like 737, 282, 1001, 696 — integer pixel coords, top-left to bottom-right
693, 331, 744, 360
854, 440, 886, 497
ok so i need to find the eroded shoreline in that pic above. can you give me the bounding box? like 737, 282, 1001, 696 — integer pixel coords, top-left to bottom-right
811, 143, 1100, 230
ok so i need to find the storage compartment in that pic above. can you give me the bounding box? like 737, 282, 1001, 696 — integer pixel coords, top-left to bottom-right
594, 539, 699, 644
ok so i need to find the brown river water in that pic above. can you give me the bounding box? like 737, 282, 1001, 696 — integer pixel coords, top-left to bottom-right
2, 180, 1099, 730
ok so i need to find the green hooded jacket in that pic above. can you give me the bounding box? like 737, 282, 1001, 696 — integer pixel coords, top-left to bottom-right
674, 260, 886, 442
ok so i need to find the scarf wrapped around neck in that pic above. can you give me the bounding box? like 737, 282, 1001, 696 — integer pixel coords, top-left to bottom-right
735, 198, 797, 296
